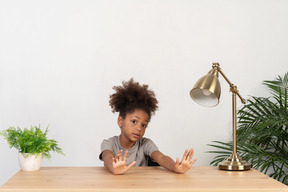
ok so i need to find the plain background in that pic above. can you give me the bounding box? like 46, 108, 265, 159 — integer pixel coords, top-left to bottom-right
0, 0, 287, 186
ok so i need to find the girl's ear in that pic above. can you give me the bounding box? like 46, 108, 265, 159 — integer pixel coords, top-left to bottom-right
117, 116, 124, 128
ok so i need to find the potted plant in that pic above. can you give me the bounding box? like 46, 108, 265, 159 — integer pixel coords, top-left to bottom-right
207, 72, 288, 185
0, 125, 64, 171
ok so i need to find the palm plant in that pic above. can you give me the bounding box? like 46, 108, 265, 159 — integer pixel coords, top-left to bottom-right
208, 72, 288, 185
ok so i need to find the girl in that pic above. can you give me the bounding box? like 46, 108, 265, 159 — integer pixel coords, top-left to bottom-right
99, 78, 196, 175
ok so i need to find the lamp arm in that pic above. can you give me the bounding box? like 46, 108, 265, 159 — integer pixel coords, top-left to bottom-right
213, 63, 246, 104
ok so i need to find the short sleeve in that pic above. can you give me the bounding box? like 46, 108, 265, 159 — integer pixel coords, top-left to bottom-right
99, 138, 116, 160
142, 138, 159, 156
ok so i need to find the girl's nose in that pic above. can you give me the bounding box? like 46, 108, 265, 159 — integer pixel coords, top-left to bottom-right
136, 126, 141, 131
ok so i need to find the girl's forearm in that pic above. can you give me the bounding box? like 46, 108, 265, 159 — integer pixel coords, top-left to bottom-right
156, 154, 177, 172
102, 151, 116, 174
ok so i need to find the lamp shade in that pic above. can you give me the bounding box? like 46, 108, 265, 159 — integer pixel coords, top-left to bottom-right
190, 68, 221, 107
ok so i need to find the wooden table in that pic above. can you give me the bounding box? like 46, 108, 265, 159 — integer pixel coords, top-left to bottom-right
1, 166, 287, 192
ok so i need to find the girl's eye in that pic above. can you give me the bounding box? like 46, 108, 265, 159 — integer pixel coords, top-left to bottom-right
142, 124, 147, 128
132, 120, 137, 124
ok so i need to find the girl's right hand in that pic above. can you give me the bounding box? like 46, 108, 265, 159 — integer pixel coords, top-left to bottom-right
111, 150, 136, 175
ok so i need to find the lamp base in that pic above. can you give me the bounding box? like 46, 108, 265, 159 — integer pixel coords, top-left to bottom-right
218, 153, 252, 171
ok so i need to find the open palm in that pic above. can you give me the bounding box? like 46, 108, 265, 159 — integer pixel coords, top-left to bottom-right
112, 150, 136, 175
174, 149, 197, 174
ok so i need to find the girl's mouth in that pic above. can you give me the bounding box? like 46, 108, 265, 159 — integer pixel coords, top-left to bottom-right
133, 134, 140, 138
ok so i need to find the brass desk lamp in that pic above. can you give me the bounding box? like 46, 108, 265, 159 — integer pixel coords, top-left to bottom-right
190, 63, 251, 171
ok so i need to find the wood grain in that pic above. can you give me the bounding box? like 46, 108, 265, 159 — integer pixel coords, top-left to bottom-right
1, 166, 287, 192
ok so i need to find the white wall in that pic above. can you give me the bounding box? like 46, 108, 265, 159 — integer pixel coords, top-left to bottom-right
0, 0, 287, 185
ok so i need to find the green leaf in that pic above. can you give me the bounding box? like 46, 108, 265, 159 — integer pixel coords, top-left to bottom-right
0, 125, 65, 160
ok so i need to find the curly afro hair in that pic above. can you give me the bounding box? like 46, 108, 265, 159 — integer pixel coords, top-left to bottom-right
109, 78, 158, 119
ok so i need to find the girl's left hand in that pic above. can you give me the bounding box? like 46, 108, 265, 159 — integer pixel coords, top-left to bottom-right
174, 149, 197, 174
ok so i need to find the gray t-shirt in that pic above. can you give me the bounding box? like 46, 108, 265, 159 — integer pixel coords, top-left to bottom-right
99, 136, 159, 166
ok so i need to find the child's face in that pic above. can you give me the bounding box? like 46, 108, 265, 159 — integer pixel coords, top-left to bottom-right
118, 108, 149, 145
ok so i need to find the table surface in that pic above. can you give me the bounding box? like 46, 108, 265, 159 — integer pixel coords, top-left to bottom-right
1, 166, 288, 192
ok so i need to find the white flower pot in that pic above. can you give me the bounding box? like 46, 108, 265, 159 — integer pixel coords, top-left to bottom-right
18, 153, 42, 171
